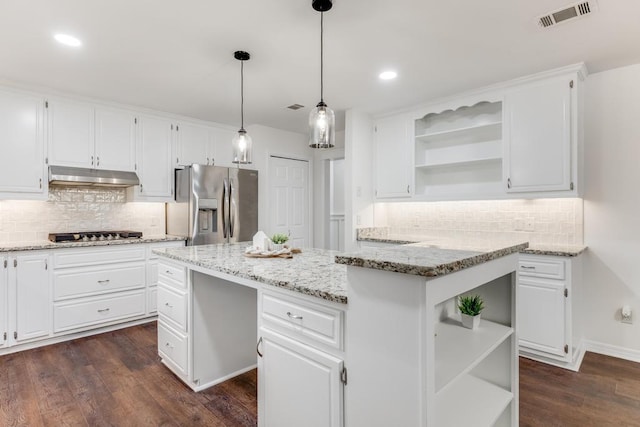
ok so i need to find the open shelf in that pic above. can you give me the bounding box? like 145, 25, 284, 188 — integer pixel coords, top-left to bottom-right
415, 121, 501, 143
416, 155, 501, 170
435, 317, 513, 392
436, 374, 513, 427
415, 139, 502, 169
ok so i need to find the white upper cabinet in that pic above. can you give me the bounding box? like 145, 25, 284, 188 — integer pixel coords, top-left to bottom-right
48, 98, 95, 168
503, 67, 584, 195
210, 126, 237, 168
374, 114, 412, 199
175, 122, 214, 167
95, 107, 137, 171
49, 98, 136, 172
130, 115, 174, 200
0, 89, 46, 198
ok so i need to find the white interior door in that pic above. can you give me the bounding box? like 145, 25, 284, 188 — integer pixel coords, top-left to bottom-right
269, 156, 310, 248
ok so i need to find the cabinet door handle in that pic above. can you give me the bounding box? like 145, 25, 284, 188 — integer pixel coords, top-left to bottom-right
521, 265, 536, 270
287, 311, 303, 320
97, 156, 100, 167
407, 185, 410, 193
97, 279, 110, 284
91, 155, 94, 166
97, 308, 110, 313
39, 178, 42, 189
256, 337, 263, 358
507, 178, 512, 189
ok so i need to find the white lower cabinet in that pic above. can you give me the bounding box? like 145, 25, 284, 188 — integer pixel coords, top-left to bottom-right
258, 328, 344, 427
518, 254, 583, 368
0, 257, 7, 348
258, 289, 345, 427
0, 252, 51, 347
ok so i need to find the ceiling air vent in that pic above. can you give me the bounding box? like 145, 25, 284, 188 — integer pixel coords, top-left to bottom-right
537, 0, 597, 29
287, 104, 305, 110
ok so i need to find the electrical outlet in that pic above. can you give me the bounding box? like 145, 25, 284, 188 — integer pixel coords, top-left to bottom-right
622, 305, 633, 324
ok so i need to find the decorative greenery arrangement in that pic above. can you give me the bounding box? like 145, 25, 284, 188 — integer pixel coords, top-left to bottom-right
271, 233, 289, 245
458, 295, 485, 317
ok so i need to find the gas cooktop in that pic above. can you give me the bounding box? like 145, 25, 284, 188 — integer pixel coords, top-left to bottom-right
48, 231, 143, 243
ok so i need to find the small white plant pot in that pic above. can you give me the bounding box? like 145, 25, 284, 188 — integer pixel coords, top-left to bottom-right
461, 313, 481, 330
270, 243, 284, 251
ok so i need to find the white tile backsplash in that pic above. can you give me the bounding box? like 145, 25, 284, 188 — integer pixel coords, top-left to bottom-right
0, 186, 165, 242
376, 198, 583, 246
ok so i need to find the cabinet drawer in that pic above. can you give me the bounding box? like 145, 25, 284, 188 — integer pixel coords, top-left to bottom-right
261, 291, 343, 349
158, 320, 188, 376
53, 290, 146, 333
54, 246, 146, 268
158, 262, 186, 289
53, 263, 145, 300
519, 257, 565, 279
157, 285, 188, 331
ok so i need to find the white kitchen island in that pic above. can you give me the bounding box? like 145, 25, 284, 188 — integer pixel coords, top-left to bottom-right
154, 240, 525, 427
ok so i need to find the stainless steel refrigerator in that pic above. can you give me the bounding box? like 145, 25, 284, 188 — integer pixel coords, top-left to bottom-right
166, 164, 258, 246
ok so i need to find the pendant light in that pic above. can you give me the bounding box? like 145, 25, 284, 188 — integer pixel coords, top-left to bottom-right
309, 0, 335, 148
232, 50, 252, 164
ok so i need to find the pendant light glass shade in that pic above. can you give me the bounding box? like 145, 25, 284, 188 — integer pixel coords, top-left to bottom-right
232, 129, 252, 164
309, 5, 335, 148
232, 51, 252, 164
308, 101, 335, 148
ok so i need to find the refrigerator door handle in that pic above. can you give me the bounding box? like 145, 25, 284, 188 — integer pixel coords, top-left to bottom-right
191, 193, 200, 243
229, 179, 235, 238
222, 178, 229, 239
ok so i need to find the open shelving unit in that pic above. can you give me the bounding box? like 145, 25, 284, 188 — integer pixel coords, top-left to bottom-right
414, 101, 504, 200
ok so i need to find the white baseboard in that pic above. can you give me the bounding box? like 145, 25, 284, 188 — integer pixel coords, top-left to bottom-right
519, 339, 586, 372
584, 340, 640, 364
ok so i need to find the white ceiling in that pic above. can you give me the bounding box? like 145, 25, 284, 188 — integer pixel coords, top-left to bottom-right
1, 0, 639, 134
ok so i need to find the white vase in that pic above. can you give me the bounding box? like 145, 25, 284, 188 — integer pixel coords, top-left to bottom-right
461, 313, 481, 330
270, 243, 284, 251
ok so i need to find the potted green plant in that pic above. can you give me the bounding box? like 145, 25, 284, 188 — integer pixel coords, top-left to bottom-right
458, 294, 484, 330
270, 233, 289, 251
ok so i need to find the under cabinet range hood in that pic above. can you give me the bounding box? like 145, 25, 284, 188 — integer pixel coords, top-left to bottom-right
48, 166, 140, 187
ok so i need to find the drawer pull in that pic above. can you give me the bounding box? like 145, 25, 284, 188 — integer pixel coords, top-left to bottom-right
521, 266, 536, 270
97, 308, 110, 313
164, 302, 173, 308
257, 337, 263, 358
165, 342, 174, 350
165, 270, 173, 275
287, 311, 303, 320
97, 279, 110, 284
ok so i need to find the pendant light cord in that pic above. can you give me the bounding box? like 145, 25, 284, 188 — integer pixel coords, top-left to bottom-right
320, 12, 324, 103
240, 59, 245, 130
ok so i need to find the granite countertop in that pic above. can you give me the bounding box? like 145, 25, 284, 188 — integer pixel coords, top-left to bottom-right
0, 235, 186, 252
154, 243, 348, 304
335, 241, 528, 278
356, 228, 587, 257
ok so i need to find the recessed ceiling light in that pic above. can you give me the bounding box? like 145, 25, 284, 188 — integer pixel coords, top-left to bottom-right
379, 71, 397, 80
54, 33, 82, 47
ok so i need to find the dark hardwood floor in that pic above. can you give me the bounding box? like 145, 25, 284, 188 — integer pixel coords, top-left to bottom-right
2, 323, 640, 426
0, 322, 256, 427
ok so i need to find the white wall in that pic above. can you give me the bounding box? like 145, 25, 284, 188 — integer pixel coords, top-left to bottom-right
582, 63, 640, 353
245, 124, 311, 238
